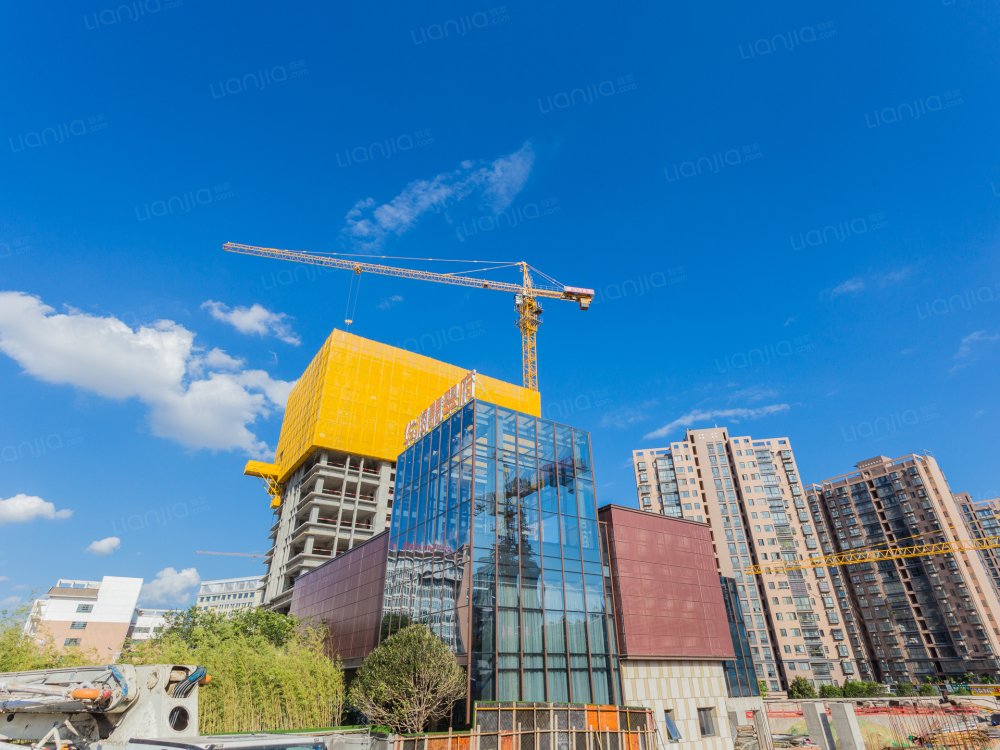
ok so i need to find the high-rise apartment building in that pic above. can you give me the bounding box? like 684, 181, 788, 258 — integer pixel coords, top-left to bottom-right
958, 495, 1000, 599
250, 330, 537, 613
809, 454, 1000, 683
632, 429, 858, 694
195, 576, 264, 613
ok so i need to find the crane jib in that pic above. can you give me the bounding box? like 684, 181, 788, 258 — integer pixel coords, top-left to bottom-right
222, 242, 582, 297
223, 241, 594, 392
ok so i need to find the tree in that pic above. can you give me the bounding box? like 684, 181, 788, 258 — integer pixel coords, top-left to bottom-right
381, 612, 413, 642
895, 682, 917, 697
981, 674, 995, 684
918, 683, 938, 696
788, 676, 817, 699
149, 606, 299, 648
819, 685, 843, 698
758, 679, 769, 696
841, 680, 869, 698
349, 624, 466, 733
953, 688, 972, 696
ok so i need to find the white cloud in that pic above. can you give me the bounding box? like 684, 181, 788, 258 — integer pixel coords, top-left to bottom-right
878, 266, 914, 286
342, 142, 534, 251
644, 404, 790, 439
599, 400, 659, 428
830, 277, 865, 298
783, 317, 795, 326
201, 301, 300, 346
86, 537, 121, 556
377, 295, 404, 310
0, 292, 295, 457
0, 494, 72, 526
951, 330, 999, 373
1, 596, 20, 608
139, 567, 200, 605
0, 576, 8, 582
728, 387, 778, 404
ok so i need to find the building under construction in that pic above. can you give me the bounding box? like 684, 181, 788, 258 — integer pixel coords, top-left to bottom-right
248, 330, 537, 613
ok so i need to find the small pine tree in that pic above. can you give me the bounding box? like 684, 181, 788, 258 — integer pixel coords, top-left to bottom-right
788, 676, 817, 699
895, 682, 917, 697
918, 683, 938, 696
349, 624, 466, 733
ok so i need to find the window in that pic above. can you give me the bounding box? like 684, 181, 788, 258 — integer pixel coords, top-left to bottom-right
664, 711, 681, 741
76, 604, 93, 613
70, 621, 87, 630
698, 708, 715, 737
64, 638, 81, 647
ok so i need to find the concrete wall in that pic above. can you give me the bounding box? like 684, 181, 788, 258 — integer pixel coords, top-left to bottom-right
620, 659, 734, 750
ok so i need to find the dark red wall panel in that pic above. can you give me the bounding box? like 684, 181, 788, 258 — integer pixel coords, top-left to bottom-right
289, 531, 389, 662
599, 505, 734, 660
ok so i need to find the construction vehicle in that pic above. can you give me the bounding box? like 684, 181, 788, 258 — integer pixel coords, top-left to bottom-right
0, 664, 203, 750
0, 664, 381, 750
222, 242, 595, 391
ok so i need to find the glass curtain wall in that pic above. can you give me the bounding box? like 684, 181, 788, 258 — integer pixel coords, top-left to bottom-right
383, 400, 622, 705
720, 577, 761, 697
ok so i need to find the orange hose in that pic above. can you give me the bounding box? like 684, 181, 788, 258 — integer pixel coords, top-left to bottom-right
198, 675, 212, 686
71, 688, 101, 700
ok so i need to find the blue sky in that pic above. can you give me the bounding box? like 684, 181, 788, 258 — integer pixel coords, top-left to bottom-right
1, 0, 998, 608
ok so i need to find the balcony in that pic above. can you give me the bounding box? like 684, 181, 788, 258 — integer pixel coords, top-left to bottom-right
290, 518, 376, 546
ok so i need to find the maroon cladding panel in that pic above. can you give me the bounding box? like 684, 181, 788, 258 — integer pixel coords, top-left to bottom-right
289, 531, 389, 662
599, 505, 734, 660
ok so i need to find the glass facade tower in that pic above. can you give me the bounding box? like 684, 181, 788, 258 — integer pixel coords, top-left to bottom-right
384, 400, 622, 705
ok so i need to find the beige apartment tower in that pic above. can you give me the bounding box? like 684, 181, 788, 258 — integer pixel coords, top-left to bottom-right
958, 495, 1000, 600
632, 429, 859, 695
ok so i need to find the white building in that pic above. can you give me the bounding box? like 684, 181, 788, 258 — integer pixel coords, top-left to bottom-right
24, 576, 143, 656
195, 576, 263, 613
127, 608, 175, 640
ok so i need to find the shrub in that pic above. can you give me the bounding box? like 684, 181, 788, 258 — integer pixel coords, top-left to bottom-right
819, 685, 843, 698
1, 601, 100, 672
953, 688, 972, 696
788, 676, 817, 699
918, 684, 938, 696
895, 682, 917, 697
123, 607, 343, 734
841, 680, 885, 698
758, 679, 769, 696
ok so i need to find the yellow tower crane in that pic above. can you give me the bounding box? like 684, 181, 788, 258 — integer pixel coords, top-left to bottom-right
744, 535, 1000, 576
222, 242, 595, 391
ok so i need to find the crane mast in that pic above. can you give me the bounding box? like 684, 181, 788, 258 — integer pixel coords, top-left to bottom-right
222, 243, 594, 391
